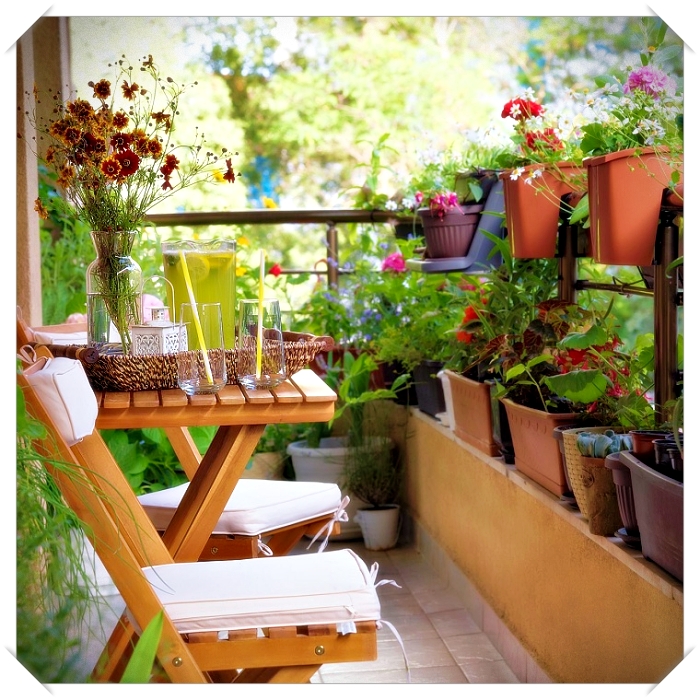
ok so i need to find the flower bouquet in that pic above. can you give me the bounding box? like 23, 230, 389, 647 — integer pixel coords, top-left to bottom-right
25, 55, 239, 354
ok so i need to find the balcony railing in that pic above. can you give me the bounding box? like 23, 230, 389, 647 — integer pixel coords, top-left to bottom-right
145, 204, 682, 424
146, 209, 415, 287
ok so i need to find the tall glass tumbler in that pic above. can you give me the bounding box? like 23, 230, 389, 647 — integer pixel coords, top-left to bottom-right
237, 299, 287, 390
162, 240, 236, 349
177, 302, 227, 395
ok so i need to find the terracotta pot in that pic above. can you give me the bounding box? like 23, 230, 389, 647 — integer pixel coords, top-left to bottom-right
501, 399, 579, 497
585, 147, 684, 266
444, 370, 499, 456
620, 451, 683, 582
500, 163, 586, 259
579, 456, 623, 536
418, 205, 484, 259
629, 430, 672, 460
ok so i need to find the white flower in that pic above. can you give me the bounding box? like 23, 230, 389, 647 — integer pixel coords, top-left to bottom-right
510, 167, 525, 180
385, 200, 397, 211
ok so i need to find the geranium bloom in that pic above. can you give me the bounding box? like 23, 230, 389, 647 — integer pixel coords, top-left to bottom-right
502, 98, 545, 121
268, 263, 283, 277
524, 128, 564, 152
456, 330, 474, 344
381, 252, 407, 273
623, 66, 676, 99
462, 306, 479, 324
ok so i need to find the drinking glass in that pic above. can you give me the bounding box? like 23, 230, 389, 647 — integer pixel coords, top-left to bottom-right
237, 299, 287, 390
177, 302, 227, 395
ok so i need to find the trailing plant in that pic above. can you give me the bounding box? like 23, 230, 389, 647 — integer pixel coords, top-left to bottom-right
17, 366, 98, 682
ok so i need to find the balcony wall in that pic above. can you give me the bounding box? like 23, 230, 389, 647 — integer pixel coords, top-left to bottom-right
401, 408, 683, 684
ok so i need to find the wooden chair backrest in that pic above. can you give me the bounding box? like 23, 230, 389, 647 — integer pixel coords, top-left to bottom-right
18, 369, 211, 681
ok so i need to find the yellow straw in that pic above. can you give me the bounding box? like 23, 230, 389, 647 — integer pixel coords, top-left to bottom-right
179, 250, 214, 384
256, 250, 265, 379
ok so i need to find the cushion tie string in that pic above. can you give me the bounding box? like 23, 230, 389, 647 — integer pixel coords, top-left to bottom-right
256, 537, 273, 556
378, 618, 412, 683
306, 495, 350, 553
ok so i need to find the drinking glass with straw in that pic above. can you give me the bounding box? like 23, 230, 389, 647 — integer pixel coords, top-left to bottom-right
176, 251, 227, 394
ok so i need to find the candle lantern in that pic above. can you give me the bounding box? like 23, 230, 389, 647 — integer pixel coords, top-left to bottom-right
131, 305, 182, 356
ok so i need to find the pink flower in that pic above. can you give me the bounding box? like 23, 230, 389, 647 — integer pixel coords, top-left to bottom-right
415, 191, 424, 205
623, 66, 676, 99
381, 252, 407, 273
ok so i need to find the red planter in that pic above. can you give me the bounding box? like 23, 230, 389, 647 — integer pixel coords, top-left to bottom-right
585, 147, 683, 266
445, 370, 499, 456
500, 163, 586, 259
418, 205, 484, 259
501, 399, 579, 497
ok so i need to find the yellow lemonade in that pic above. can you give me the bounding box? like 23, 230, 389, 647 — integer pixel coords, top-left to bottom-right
162, 241, 237, 348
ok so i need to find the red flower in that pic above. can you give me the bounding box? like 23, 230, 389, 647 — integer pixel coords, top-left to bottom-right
268, 263, 282, 277
223, 157, 237, 183
456, 330, 474, 344
524, 128, 563, 152
462, 306, 479, 324
501, 98, 544, 121
114, 149, 140, 177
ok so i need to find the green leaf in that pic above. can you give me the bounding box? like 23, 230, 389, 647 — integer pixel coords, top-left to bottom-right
561, 324, 608, 349
120, 611, 163, 683
568, 193, 589, 225
544, 369, 610, 404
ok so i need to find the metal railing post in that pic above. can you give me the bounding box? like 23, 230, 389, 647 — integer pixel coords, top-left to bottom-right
326, 221, 339, 288
653, 209, 681, 424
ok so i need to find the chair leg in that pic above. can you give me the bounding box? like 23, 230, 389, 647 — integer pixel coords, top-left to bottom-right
91, 612, 137, 682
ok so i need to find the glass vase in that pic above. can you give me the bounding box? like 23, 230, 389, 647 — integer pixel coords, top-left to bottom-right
86, 230, 142, 355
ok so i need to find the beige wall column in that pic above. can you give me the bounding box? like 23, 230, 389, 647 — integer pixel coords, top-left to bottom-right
16, 17, 71, 327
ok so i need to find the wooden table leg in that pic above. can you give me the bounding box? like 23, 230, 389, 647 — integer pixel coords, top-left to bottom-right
164, 426, 202, 480
161, 423, 265, 562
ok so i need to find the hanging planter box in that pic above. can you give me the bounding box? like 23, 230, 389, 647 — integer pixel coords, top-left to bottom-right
500, 163, 586, 259
417, 205, 484, 259
585, 147, 683, 266
501, 398, 579, 497
444, 370, 500, 456
619, 450, 683, 582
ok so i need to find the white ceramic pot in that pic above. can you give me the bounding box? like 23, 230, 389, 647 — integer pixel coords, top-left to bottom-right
354, 505, 401, 551
287, 437, 366, 539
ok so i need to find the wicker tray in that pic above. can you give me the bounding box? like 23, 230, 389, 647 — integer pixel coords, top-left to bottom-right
81, 332, 334, 392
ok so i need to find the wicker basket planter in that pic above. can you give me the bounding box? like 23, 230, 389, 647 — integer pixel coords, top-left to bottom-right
561, 426, 626, 529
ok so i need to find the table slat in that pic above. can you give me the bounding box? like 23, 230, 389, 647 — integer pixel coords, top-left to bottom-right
102, 391, 132, 409
160, 389, 189, 407
132, 390, 161, 408
291, 369, 337, 402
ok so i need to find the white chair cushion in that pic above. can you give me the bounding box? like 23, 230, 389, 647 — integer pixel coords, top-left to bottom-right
143, 548, 381, 634
138, 479, 341, 536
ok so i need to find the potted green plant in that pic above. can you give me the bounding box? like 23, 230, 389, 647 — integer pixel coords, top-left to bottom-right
441, 235, 559, 457
498, 91, 588, 259
577, 19, 683, 266
287, 351, 407, 540
372, 264, 464, 418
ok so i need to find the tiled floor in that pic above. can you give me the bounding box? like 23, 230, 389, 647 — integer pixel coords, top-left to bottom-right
76, 538, 520, 684
309, 539, 520, 684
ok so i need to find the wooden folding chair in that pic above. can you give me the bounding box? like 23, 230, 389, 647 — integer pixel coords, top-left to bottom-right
19, 363, 381, 683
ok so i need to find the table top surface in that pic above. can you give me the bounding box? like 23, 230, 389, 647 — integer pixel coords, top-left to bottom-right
95, 369, 337, 429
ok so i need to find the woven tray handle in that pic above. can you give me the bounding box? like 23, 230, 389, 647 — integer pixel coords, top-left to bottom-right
282, 332, 335, 352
